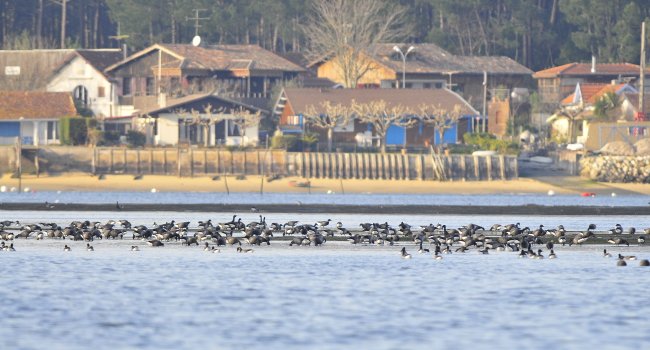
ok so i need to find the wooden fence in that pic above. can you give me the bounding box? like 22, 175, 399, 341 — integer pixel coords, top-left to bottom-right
90, 148, 518, 181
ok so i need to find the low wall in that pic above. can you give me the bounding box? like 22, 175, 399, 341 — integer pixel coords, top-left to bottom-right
580, 156, 650, 183
3, 146, 519, 181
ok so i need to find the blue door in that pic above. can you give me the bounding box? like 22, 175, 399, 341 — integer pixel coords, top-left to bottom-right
433, 124, 458, 145
386, 125, 405, 145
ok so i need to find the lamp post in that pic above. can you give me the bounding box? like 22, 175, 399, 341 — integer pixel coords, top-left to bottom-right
17, 117, 24, 194
393, 45, 415, 89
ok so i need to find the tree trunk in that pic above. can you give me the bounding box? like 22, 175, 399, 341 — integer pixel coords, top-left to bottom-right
93, 1, 100, 48
60, 0, 67, 48
37, 0, 43, 48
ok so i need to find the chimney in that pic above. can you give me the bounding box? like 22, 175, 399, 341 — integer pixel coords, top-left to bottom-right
122, 44, 128, 60
591, 56, 596, 73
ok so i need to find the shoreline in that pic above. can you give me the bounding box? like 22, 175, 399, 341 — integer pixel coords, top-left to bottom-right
2, 172, 650, 196
1, 203, 649, 215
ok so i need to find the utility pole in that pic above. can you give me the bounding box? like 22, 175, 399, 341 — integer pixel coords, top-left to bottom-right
186, 9, 209, 37
482, 71, 487, 133
640, 21, 647, 120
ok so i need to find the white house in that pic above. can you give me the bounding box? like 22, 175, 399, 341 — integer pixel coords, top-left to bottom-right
143, 94, 267, 147
0, 91, 77, 146
46, 49, 126, 121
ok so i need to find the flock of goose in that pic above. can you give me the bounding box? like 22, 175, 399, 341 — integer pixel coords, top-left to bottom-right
1, 217, 649, 266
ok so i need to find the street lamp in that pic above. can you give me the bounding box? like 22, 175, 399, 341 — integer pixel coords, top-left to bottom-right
18, 116, 24, 194
393, 45, 415, 89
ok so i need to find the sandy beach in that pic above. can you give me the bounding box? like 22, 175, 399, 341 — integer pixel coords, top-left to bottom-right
1, 172, 650, 196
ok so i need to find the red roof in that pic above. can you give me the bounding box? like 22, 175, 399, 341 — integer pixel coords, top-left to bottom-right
561, 83, 630, 106
535, 63, 644, 78
0, 91, 77, 120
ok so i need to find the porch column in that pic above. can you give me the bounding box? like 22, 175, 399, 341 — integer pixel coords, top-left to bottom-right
32, 120, 40, 146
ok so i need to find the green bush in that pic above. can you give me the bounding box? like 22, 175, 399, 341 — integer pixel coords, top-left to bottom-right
463, 133, 519, 154
126, 130, 146, 148
101, 131, 121, 146
270, 135, 298, 150
59, 117, 90, 145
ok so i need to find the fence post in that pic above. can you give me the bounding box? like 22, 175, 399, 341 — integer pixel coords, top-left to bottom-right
163, 149, 168, 175
91, 147, 96, 175
461, 155, 467, 181
486, 156, 493, 181
473, 156, 480, 180
204, 150, 208, 174
149, 149, 154, 174
499, 155, 506, 180
177, 147, 181, 177
109, 148, 114, 173
123, 148, 127, 173
136, 149, 141, 174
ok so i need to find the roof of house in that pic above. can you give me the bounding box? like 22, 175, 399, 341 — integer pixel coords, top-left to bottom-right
279, 88, 479, 116
0, 91, 77, 120
310, 43, 533, 76
561, 83, 636, 106
144, 93, 268, 117
107, 44, 305, 73
534, 62, 645, 78
75, 50, 123, 72
0, 49, 123, 90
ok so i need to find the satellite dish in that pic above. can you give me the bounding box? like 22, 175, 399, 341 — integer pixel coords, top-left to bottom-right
192, 35, 201, 47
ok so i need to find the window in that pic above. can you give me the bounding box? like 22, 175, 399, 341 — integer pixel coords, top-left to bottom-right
122, 77, 132, 96
73, 85, 89, 107
47, 121, 57, 140
146, 77, 155, 95
98, 86, 105, 98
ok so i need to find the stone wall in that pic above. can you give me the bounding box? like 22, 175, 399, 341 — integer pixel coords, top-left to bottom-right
580, 156, 650, 183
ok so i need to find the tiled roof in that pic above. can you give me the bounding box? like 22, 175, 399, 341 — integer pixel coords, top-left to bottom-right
75, 50, 123, 72
0, 49, 123, 90
561, 83, 609, 105
562, 83, 633, 105
0, 49, 76, 90
281, 88, 479, 116
159, 44, 305, 72
534, 63, 645, 78
349, 43, 532, 75
0, 91, 76, 120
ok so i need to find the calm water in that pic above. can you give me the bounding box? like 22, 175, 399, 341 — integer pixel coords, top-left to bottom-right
1, 190, 649, 207
2, 210, 650, 349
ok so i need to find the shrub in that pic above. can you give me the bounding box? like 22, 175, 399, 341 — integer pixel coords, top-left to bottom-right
271, 135, 298, 150
59, 117, 90, 145
101, 131, 122, 146
463, 133, 519, 154
126, 130, 146, 148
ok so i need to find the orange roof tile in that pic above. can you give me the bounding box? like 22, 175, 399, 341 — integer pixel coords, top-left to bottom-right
0, 91, 77, 120
534, 63, 644, 78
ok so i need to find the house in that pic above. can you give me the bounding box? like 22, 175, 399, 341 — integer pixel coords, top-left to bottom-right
104, 43, 306, 116
0, 91, 77, 146
533, 61, 646, 108
546, 82, 644, 146
275, 88, 479, 148
1, 49, 128, 134
309, 43, 533, 112
142, 94, 267, 147
45, 49, 124, 118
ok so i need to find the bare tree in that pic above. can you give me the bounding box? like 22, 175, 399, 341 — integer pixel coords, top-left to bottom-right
352, 100, 415, 153
231, 107, 263, 147
303, 101, 354, 152
176, 103, 226, 147
304, 0, 411, 88
417, 103, 464, 150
